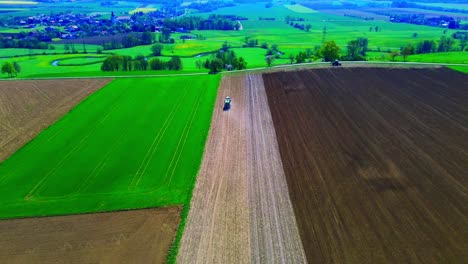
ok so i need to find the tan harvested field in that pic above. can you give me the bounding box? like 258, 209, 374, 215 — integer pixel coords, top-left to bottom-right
178, 75, 306, 263
0, 79, 111, 162
0, 207, 181, 264
263, 67, 468, 263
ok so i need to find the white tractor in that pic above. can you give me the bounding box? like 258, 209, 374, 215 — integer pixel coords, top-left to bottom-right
223, 97, 231, 111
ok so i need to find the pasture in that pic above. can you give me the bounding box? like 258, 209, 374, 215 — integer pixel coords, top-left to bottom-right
0, 75, 220, 219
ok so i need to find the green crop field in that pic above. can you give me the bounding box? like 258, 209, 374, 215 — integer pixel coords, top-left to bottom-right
0, 75, 220, 219
450, 65, 468, 73
57, 56, 106, 66
367, 51, 468, 63
284, 4, 318, 13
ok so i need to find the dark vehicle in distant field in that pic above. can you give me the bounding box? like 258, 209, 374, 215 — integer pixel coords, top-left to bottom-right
331, 60, 342, 66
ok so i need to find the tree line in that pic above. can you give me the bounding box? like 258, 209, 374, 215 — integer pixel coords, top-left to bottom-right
101, 55, 182, 72
163, 15, 241, 31
197, 42, 247, 73
0, 35, 49, 49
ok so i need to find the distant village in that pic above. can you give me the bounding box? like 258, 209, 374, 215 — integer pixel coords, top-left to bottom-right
1, 9, 182, 42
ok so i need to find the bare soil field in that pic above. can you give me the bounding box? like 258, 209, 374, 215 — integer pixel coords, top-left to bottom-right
0, 79, 111, 162
263, 67, 468, 263
0, 207, 181, 264
178, 75, 306, 263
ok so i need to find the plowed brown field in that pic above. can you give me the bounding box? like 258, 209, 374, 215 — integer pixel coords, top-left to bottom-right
0, 79, 111, 162
263, 67, 468, 263
0, 207, 181, 264
178, 75, 306, 263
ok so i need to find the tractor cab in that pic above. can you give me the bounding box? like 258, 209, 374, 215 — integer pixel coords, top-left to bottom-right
223, 96, 231, 111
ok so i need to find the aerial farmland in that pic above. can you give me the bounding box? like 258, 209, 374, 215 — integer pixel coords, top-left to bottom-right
0, 0, 467, 263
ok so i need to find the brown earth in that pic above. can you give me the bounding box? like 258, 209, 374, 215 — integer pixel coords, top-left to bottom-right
263, 67, 468, 263
0, 207, 181, 264
0, 79, 111, 162
178, 75, 306, 263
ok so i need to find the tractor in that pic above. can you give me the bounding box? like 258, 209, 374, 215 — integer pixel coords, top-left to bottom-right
223, 96, 231, 111
331, 59, 342, 66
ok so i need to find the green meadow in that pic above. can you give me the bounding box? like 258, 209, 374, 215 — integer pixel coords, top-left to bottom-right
0, 75, 221, 219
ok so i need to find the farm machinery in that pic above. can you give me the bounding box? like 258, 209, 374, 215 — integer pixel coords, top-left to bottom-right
223, 97, 231, 111
331, 60, 342, 66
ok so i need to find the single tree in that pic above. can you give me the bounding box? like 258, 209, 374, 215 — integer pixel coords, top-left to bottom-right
13, 62, 20, 74
265, 55, 275, 67
389, 50, 399, 61
401, 43, 414, 62
195, 60, 203, 69
296, 52, 308, 63
168, 56, 183, 70
320, 41, 340, 62
1, 62, 16, 77
209, 58, 224, 73
305, 24, 311, 32
289, 54, 295, 64
151, 44, 163, 56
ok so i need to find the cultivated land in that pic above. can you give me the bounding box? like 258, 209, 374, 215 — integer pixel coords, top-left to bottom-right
263, 67, 468, 263
0, 75, 220, 219
178, 75, 306, 263
0, 207, 181, 264
0, 78, 111, 162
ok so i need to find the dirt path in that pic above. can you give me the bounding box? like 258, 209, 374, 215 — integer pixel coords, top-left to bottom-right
0, 79, 111, 162
0, 207, 181, 264
178, 75, 306, 263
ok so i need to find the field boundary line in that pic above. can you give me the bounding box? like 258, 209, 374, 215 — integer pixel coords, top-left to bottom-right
1, 61, 466, 82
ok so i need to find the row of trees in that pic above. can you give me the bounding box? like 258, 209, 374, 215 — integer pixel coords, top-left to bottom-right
0, 36, 49, 49
102, 32, 154, 50
163, 15, 240, 31
279, 41, 341, 66
101, 55, 182, 72
198, 43, 247, 73
392, 35, 463, 61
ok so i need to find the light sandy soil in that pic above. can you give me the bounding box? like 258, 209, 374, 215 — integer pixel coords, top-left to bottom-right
245, 75, 307, 263
178, 75, 306, 263
0, 79, 111, 162
0, 207, 181, 264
